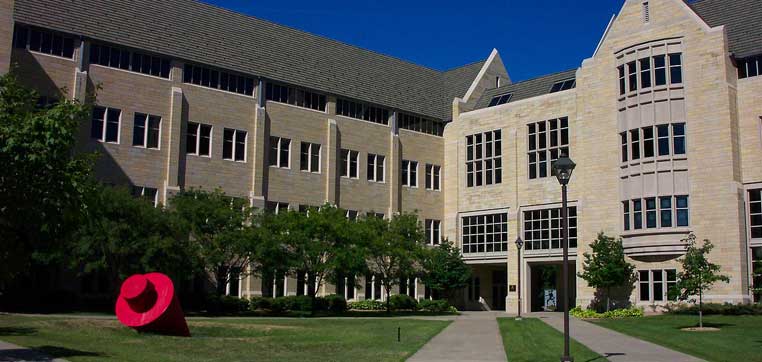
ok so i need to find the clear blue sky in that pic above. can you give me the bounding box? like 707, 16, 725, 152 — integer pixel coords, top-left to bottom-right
203, 0, 625, 82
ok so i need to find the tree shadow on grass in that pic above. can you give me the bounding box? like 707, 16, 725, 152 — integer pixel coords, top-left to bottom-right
0, 327, 37, 336
36, 346, 104, 358
582, 353, 625, 362
674, 322, 734, 329
0, 346, 103, 362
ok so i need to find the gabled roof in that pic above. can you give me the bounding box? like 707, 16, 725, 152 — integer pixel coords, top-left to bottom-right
13, 0, 485, 120
473, 69, 577, 110
689, 0, 762, 58
442, 61, 487, 110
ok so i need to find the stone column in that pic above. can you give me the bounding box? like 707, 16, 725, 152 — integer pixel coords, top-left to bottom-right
250, 79, 267, 210
325, 118, 338, 204
164, 85, 184, 204
388, 111, 400, 215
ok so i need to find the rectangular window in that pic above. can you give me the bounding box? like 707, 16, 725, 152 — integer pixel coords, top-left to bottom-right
633, 199, 643, 230
91, 43, 171, 78
654, 55, 667, 86
340, 149, 359, 178
132, 113, 161, 149
398, 112, 445, 137
639, 269, 677, 303
223, 128, 247, 162
549, 79, 575, 93
618, 65, 626, 96
676, 195, 689, 226
269, 137, 291, 168
462, 213, 509, 254
15, 26, 74, 59
623, 201, 631, 231
630, 129, 640, 160
426, 219, 441, 245
186, 122, 212, 157
184, 63, 254, 95
367, 154, 385, 182
528, 118, 568, 180
640, 58, 652, 89
426, 164, 441, 191
628, 61, 638, 92
639, 270, 650, 301
524, 207, 578, 251
643, 127, 655, 158
657, 124, 670, 156
336, 98, 389, 125
488, 93, 512, 107
265, 201, 289, 214
402, 160, 418, 187
672, 123, 686, 155
467, 130, 502, 186
660, 196, 673, 227
130, 185, 159, 207
652, 270, 664, 301
265, 82, 326, 111
91, 106, 121, 143
621, 132, 628, 162
753, 247, 762, 302
750, 189, 762, 239
669, 53, 683, 84
300, 142, 321, 173
646, 197, 657, 228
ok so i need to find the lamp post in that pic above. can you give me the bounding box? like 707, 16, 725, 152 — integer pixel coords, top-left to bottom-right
515, 236, 524, 320
552, 155, 576, 362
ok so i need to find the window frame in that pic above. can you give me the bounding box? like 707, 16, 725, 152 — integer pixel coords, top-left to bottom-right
222, 128, 247, 162
401, 160, 418, 188
750, 189, 762, 240
425, 164, 441, 191
340, 149, 360, 179
461, 212, 509, 255
425, 219, 441, 245
130, 185, 159, 207
638, 269, 678, 303
132, 113, 162, 149
91, 106, 122, 144
269, 136, 291, 168
523, 206, 578, 251
299, 142, 322, 173
186, 122, 212, 157
528, 119, 568, 180
367, 153, 386, 183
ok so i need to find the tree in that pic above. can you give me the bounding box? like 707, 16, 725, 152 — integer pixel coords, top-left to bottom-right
419, 240, 471, 299
0, 73, 95, 286
361, 213, 424, 312
578, 232, 636, 311
672, 233, 730, 328
171, 188, 258, 295
69, 184, 194, 292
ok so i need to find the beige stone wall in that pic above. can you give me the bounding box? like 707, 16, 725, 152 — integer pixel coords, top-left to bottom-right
0, 0, 13, 75
738, 77, 762, 185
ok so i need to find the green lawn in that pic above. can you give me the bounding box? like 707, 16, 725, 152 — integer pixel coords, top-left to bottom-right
497, 318, 605, 362
0, 314, 450, 362
592, 314, 762, 362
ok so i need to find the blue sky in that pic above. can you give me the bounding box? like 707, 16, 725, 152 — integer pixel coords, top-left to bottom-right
204, 0, 625, 82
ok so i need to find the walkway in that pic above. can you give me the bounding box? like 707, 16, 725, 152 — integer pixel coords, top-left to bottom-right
0, 340, 69, 362
407, 311, 507, 362
533, 312, 705, 362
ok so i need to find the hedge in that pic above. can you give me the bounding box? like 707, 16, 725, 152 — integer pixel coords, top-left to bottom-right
570, 306, 644, 319
666, 302, 762, 316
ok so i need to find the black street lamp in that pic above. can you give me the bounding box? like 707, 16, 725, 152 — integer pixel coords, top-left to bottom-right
515, 236, 524, 320
552, 155, 576, 362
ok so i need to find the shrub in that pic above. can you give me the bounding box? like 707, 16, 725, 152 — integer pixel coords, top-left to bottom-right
666, 302, 762, 316
389, 294, 418, 311
205, 294, 249, 314
249, 296, 273, 311
418, 299, 451, 313
324, 294, 348, 313
570, 306, 643, 319
348, 300, 386, 311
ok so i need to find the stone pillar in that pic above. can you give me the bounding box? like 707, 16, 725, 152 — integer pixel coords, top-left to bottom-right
250, 79, 267, 210
164, 86, 184, 204
0, 0, 14, 75
325, 118, 338, 204
72, 39, 89, 102
388, 111, 400, 215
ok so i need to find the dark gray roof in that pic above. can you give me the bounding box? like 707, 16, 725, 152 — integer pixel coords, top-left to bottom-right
689, 0, 762, 58
474, 69, 577, 110
13, 0, 484, 120
442, 61, 486, 109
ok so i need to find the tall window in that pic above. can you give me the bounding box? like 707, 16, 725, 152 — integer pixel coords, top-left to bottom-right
340, 149, 359, 178
269, 137, 291, 168
676, 195, 689, 226
643, 127, 655, 158
624, 196, 688, 230
630, 129, 640, 160
265, 201, 289, 214
184, 64, 254, 95
335, 274, 356, 300
529, 118, 568, 180
466, 130, 502, 187
186, 122, 212, 157
618, 65, 626, 95
367, 154, 385, 182
752, 247, 761, 302
401, 160, 418, 187
620, 132, 628, 162
639, 57, 652, 89
623, 201, 631, 231
750, 189, 762, 239
660, 196, 672, 228
633, 199, 643, 230
92, 43, 171, 79
300, 142, 321, 173
130, 186, 158, 207
265, 82, 326, 111
645, 198, 657, 228
132, 113, 160, 149
398, 112, 445, 137
669, 53, 683, 84
13, 25, 74, 59
462, 213, 509, 254
628, 61, 638, 92
657, 124, 670, 156
426, 164, 441, 191
673, 123, 686, 155
523, 207, 578, 250
223, 129, 247, 162
425, 219, 441, 245
336, 98, 389, 125
639, 269, 677, 302
91, 106, 121, 143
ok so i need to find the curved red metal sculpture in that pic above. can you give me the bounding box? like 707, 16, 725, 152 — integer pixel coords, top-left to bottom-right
115, 273, 190, 337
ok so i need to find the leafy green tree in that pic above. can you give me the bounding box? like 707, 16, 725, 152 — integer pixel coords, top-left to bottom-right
360, 213, 424, 312
0, 73, 95, 285
170, 188, 257, 295
419, 240, 471, 299
69, 184, 194, 292
672, 233, 730, 328
578, 232, 636, 311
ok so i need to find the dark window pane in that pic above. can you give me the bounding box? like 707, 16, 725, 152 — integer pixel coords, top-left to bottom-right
223, 129, 234, 159
132, 113, 146, 146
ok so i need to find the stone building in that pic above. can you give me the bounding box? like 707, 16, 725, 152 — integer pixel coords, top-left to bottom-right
1, 0, 759, 312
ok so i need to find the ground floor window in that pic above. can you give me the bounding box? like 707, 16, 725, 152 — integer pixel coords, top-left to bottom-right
467, 276, 480, 301
752, 247, 761, 303
398, 277, 416, 298
424, 285, 442, 300
335, 273, 356, 300
364, 274, 383, 300
638, 269, 677, 302
262, 271, 287, 298
227, 267, 241, 297
295, 271, 316, 296
750, 189, 761, 239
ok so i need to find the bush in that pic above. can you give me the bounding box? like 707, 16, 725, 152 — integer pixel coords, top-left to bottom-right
570, 306, 643, 319
666, 302, 762, 316
418, 299, 451, 313
348, 300, 386, 311
389, 294, 418, 311
324, 294, 348, 313
249, 296, 273, 311
205, 294, 249, 314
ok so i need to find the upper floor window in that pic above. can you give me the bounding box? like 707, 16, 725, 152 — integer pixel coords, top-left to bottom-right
300, 142, 321, 173
738, 55, 762, 79
340, 149, 359, 178
488, 93, 512, 107
462, 213, 508, 254
528, 118, 569, 179
524, 207, 578, 250
265, 82, 326, 111
91, 106, 121, 143
425, 219, 441, 245
186, 122, 212, 157
336, 98, 389, 125
130, 185, 158, 207
618, 53, 682, 95
223, 128, 247, 162
749, 189, 762, 239
91, 43, 171, 79
398, 112, 445, 137
466, 130, 502, 187
620, 123, 686, 163
425, 164, 441, 191
132, 113, 161, 149
549, 79, 576, 93
623, 195, 688, 231
13, 25, 74, 59
367, 154, 385, 182
401, 160, 418, 187
269, 137, 291, 168
184, 64, 254, 96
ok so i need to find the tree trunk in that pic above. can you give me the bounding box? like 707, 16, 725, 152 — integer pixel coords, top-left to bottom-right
606, 287, 611, 312
699, 287, 703, 329
386, 287, 391, 314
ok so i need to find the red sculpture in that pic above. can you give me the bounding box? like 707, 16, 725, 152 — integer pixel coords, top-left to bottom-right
115, 273, 190, 337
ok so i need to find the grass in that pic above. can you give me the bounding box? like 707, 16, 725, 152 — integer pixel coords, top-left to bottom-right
592, 314, 762, 362
0, 314, 450, 362
497, 318, 605, 362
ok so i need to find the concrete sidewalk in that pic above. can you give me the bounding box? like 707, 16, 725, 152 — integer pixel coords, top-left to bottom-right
533, 312, 705, 362
0, 340, 68, 362
407, 311, 507, 362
